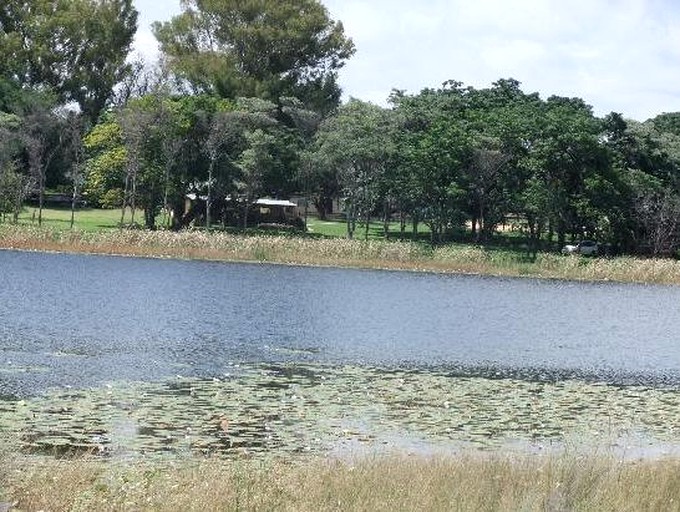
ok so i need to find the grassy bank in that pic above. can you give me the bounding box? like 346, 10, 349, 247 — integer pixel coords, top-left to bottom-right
2, 223, 680, 285
3, 451, 680, 511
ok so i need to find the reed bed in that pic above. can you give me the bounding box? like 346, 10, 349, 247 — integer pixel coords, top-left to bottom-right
3, 451, 680, 511
3, 224, 680, 285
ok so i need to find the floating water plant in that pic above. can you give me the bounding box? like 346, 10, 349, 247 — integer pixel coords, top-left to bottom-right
2, 363, 680, 460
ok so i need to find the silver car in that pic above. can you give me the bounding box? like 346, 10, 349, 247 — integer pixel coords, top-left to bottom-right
562, 240, 598, 256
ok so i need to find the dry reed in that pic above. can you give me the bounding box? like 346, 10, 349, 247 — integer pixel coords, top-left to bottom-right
3, 451, 680, 511
3, 225, 680, 285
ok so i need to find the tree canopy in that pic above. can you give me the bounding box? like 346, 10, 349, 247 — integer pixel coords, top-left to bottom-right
0, 0, 138, 123
6, 0, 680, 257
153, 0, 354, 113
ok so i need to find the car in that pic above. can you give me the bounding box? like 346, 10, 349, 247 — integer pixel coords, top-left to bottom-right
562, 240, 598, 256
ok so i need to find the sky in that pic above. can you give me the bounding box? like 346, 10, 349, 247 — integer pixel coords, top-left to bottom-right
132, 0, 680, 121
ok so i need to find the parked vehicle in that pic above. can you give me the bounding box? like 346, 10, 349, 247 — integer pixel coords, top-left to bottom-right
562, 240, 598, 256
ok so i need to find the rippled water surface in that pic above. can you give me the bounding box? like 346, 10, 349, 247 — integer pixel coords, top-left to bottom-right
4, 249, 680, 458
2, 249, 680, 397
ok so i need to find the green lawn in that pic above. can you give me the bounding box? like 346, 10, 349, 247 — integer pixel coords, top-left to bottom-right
305, 216, 432, 240
11, 206, 428, 239
12, 206, 170, 232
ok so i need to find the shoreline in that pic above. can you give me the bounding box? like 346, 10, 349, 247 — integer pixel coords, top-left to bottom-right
2, 225, 680, 286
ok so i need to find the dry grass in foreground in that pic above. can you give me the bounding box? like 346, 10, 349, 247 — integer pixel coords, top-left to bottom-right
3, 224, 680, 285
3, 452, 680, 512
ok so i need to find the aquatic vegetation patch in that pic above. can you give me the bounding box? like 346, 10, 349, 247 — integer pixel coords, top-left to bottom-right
2, 363, 680, 460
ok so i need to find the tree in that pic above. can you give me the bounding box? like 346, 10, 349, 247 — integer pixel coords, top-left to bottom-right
1, 0, 138, 124
628, 170, 680, 255
20, 100, 66, 226
520, 96, 608, 248
462, 80, 539, 243
311, 99, 395, 239
0, 111, 21, 164
465, 137, 511, 241
0, 163, 32, 223
82, 113, 127, 208
393, 84, 472, 243
236, 129, 276, 228
204, 109, 238, 229
611, 116, 680, 254
64, 112, 86, 229
117, 94, 190, 230
118, 102, 147, 227
153, 0, 354, 113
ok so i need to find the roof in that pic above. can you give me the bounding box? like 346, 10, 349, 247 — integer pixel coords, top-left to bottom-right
255, 199, 298, 207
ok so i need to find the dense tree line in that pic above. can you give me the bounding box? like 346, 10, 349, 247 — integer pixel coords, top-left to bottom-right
308, 80, 680, 255
2, 0, 680, 255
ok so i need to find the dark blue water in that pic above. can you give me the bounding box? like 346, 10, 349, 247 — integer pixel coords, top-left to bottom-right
2, 249, 680, 397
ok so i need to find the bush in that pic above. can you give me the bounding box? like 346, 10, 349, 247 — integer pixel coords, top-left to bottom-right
100, 188, 124, 209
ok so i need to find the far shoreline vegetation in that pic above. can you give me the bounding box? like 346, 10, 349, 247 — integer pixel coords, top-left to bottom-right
3, 205, 680, 287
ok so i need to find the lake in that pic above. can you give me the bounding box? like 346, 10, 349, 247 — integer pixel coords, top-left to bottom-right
2, 249, 680, 457
1, 249, 679, 397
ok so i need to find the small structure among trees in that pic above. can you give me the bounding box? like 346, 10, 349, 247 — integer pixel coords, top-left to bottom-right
182, 195, 303, 230
253, 198, 303, 229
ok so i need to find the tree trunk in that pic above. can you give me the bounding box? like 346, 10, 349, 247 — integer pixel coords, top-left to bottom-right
206, 160, 214, 230
314, 196, 329, 221
145, 206, 156, 230
304, 198, 309, 231
130, 171, 138, 227
163, 167, 171, 230
70, 183, 77, 230
346, 202, 354, 239
383, 200, 390, 238
120, 170, 130, 229
37, 172, 45, 227
242, 199, 250, 230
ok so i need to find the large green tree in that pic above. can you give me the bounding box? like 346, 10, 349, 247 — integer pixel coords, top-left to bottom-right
0, 0, 138, 124
153, 0, 354, 113
311, 99, 396, 239
393, 83, 473, 243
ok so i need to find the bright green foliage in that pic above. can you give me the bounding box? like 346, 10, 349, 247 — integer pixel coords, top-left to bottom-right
153, 0, 354, 113
81, 93, 306, 230
83, 117, 127, 207
461, 80, 539, 241
388, 79, 636, 249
